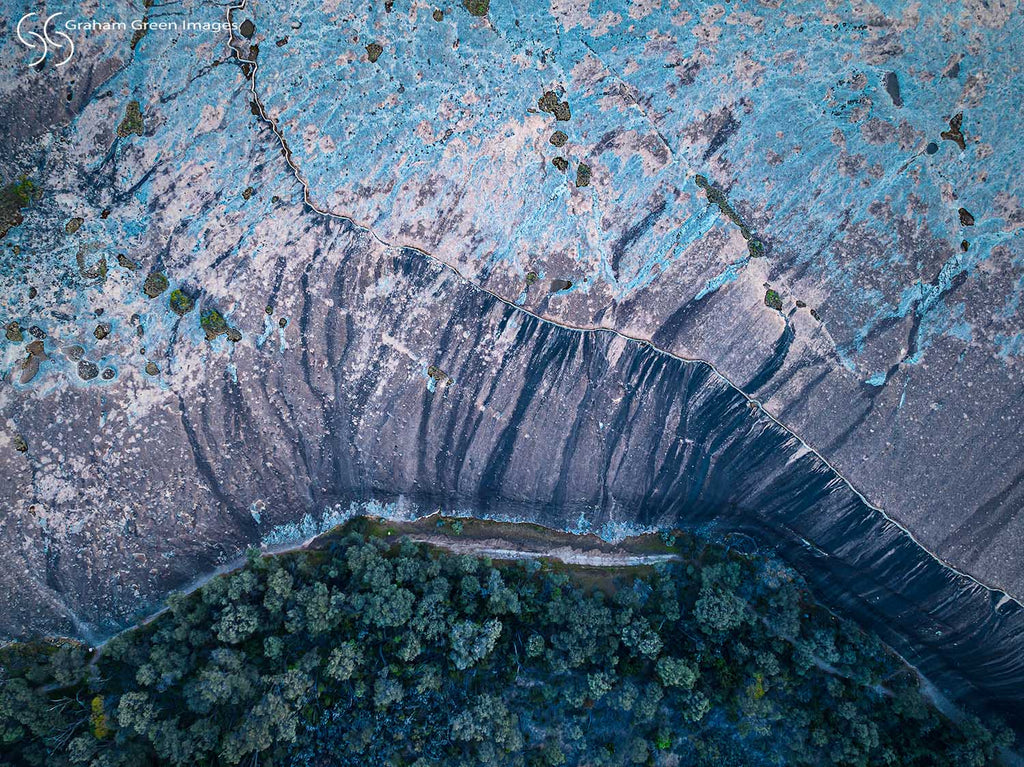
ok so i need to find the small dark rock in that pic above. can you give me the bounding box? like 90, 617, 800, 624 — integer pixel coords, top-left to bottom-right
810, 308, 822, 321
242, 186, 255, 200
883, 72, 902, 107
276, 37, 288, 47
5, 321, 23, 342
64, 344, 85, 361
463, 0, 489, 16
28, 326, 45, 339
100, 209, 111, 219
795, 300, 807, 308
575, 163, 592, 187
65, 217, 84, 234
12, 434, 28, 452
525, 271, 538, 285
278, 317, 288, 328
366, 43, 383, 63
28, 287, 37, 299
552, 157, 568, 172
117, 254, 139, 270
101, 368, 116, 380
94, 323, 111, 340
226, 327, 243, 343
926, 142, 938, 155
550, 279, 573, 293
961, 240, 970, 252
433, 8, 444, 21
940, 113, 966, 151
240, 19, 255, 38
550, 130, 568, 147
145, 361, 160, 376
958, 208, 975, 226
538, 91, 571, 121
143, 272, 169, 298
78, 360, 99, 380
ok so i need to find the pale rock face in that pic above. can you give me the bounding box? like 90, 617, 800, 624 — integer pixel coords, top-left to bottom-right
0, 0, 1022, 726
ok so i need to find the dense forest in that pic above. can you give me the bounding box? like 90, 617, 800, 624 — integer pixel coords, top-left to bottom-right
0, 517, 1014, 766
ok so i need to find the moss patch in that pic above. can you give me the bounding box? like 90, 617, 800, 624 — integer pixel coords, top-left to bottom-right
462, 0, 490, 16
575, 162, 591, 187
200, 308, 229, 340
764, 289, 783, 311
117, 101, 145, 138
0, 176, 40, 239
143, 272, 168, 298
169, 289, 195, 316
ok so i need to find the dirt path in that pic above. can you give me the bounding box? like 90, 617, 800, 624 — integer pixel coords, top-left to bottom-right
406, 534, 680, 567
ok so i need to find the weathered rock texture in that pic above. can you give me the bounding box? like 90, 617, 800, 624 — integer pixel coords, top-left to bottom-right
0, 0, 1022, 725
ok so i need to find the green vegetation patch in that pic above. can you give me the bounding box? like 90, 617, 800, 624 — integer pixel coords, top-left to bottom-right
462, 0, 490, 16
575, 162, 592, 187
0, 176, 41, 239
200, 308, 229, 340
764, 288, 783, 311
169, 289, 195, 316
142, 272, 168, 298
0, 519, 1012, 767
116, 101, 144, 138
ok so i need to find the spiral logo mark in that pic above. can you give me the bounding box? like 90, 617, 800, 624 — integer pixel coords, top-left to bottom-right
16, 12, 75, 67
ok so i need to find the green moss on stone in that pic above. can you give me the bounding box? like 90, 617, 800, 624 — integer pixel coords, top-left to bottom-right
169, 289, 195, 316
200, 309, 229, 340
143, 272, 168, 298
764, 289, 783, 311
117, 101, 144, 138
463, 0, 490, 16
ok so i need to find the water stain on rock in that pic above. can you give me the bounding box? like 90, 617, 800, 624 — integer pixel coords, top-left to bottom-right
883, 72, 902, 107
